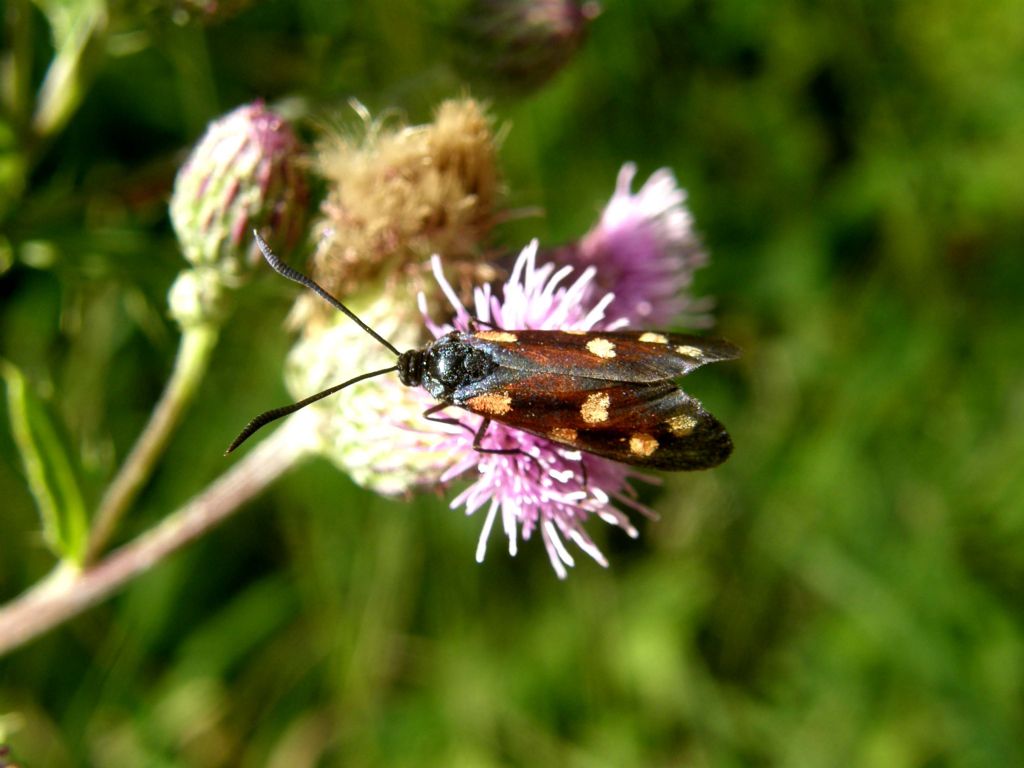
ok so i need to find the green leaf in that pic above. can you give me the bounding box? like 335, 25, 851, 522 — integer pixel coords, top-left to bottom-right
1, 358, 88, 565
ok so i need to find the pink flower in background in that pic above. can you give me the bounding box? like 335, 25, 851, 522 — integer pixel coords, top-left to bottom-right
419, 242, 656, 578
561, 162, 710, 327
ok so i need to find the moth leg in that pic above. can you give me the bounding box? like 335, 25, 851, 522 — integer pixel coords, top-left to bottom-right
423, 405, 537, 477
422, 406, 524, 457
549, 441, 589, 489
467, 316, 503, 331
471, 418, 525, 456
422, 402, 476, 439
473, 418, 546, 481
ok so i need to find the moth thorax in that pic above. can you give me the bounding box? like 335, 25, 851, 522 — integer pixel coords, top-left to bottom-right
397, 349, 425, 387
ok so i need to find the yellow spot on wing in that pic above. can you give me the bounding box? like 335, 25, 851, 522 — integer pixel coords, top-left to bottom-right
629, 433, 659, 457
586, 337, 617, 359
667, 414, 698, 436
580, 392, 610, 424
639, 332, 668, 344
476, 330, 518, 343
563, 330, 586, 335
549, 427, 578, 443
467, 391, 512, 416
675, 345, 703, 358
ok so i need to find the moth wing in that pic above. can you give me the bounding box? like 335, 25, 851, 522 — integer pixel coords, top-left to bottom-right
455, 372, 652, 430
468, 330, 739, 383
456, 374, 732, 471
542, 385, 733, 470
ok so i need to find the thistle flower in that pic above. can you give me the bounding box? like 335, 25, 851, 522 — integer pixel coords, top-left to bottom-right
454, 0, 600, 95
557, 163, 710, 327
170, 102, 309, 286
420, 242, 655, 578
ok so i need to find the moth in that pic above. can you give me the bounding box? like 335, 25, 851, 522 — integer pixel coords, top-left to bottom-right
228, 233, 738, 470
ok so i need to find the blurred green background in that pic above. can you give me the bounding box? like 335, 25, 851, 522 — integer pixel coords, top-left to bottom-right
2, 0, 1024, 765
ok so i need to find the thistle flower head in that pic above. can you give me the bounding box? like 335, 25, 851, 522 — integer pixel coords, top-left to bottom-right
285, 241, 656, 574
455, 0, 600, 94
170, 102, 309, 284
563, 163, 709, 326
306, 98, 500, 316
420, 242, 655, 578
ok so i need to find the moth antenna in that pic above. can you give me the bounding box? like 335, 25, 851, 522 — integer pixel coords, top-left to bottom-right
225, 365, 399, 454
253, 231, 401, 357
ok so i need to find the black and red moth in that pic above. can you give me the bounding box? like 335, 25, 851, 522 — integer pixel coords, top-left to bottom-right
228, 233, 738, 471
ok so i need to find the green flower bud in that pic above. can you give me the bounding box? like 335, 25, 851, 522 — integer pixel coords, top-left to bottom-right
285, 284, 454, 496
168, 268, 228, 329
453, 0, 600, 94
171, 102, 309, 284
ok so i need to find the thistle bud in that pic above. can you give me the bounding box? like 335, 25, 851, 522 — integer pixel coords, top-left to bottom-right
170, 102, 309, 285
0, 743, 20, 768
170, 0, 258, 25
453, 0, 600, 94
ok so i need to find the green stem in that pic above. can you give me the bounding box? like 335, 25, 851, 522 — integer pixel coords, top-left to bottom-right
85, 323, 219, 564
0, 413, 317, 658
31, 4, 108, 147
